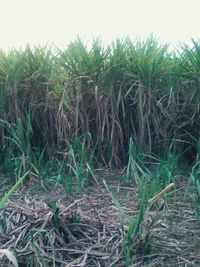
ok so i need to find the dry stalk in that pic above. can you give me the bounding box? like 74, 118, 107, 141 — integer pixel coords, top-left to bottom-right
138, 183, 176, 249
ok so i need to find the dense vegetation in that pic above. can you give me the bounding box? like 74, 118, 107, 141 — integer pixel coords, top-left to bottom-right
1, 36, 200, 266
0, 36, 200, 174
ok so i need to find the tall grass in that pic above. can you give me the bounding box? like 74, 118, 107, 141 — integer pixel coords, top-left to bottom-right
0, 36, 200, 174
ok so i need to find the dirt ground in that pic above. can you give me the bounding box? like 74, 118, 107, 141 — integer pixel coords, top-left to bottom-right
0, 170, 200, 266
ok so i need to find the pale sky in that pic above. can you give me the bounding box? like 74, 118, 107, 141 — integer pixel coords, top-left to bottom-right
0, 0, 200, 51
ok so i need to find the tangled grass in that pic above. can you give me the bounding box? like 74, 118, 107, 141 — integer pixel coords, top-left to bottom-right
1, 36, 200, 266
0, 36, 200, 172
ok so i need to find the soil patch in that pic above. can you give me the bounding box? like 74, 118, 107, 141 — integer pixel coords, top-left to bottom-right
0, 171, 200, 266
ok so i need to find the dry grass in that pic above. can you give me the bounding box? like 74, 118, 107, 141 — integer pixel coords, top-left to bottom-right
1, 37, 200, 170
0, 171, 200, 266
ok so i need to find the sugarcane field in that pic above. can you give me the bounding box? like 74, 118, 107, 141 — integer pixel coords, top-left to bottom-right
0, 36, 200, 266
